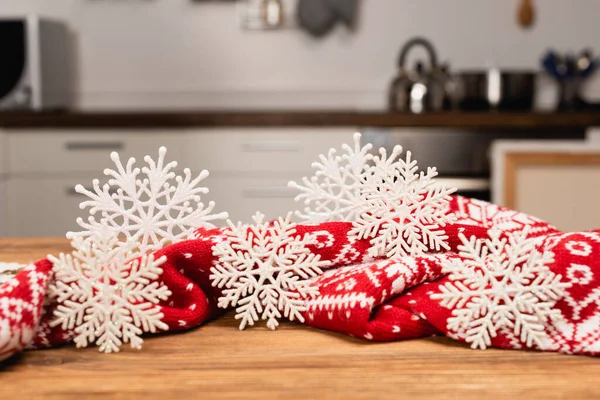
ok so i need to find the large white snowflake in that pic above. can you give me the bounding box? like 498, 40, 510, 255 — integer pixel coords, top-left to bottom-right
69, 146, 228, 254
210, 212, 330, 330
432, 227, 571, 350
48, 228, 172, 353
290, 132, 456, 258
351, 144, 456, 258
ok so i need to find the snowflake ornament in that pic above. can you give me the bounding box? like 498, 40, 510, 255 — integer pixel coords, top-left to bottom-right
49, 228, 172, 353
289, 132, 373, 222
432, 227, 571, 350
69, 147, 228, 254
210, 212, 330, 330
290, 132, 456, 258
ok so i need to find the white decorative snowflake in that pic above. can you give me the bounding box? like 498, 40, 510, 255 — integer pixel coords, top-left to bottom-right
210, 212, 330, 330
48, 228, 172, 353
69, 146, 228, 254
290, 132, 456, 258
289, 132, 373, 222
432, 227, 571, 350
350, 144, 456, 258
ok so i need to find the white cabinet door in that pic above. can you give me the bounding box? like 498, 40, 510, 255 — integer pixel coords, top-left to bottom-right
204, 173, 302, 224
3, 130, 185, 237
5, 177, 101, 237
183, 128, 356, 222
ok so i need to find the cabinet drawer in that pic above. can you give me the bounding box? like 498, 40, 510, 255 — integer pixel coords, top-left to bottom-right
6, 177, 103, 237
205, 174, 303, 224
7, 130, 184, 175
5, 175, 306, 237
184, 128, 355, 174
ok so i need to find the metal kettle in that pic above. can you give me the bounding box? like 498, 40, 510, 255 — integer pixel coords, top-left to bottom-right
388, 37, 446, 113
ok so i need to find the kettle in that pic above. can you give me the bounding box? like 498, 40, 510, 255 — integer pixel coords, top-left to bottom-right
388, 37, 447, 113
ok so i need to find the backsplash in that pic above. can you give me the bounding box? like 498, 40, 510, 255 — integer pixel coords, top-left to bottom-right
0, 0, 599, 110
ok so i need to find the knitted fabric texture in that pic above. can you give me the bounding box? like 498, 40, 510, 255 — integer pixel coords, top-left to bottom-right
2, 196, 599, 360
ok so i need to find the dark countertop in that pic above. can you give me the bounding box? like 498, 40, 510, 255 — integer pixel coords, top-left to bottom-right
0, 110, 599, 130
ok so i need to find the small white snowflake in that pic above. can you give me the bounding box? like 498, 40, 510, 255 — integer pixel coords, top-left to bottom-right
432, 227, 571, 350
290, 132, 456, 258
48, 228, 172, 353
210, 212, 330, 330
69, 146, 228, 254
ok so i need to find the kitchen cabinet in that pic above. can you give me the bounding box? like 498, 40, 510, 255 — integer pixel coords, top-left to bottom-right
6, 176, 94, 237
184, 128, 353, 174
3, 129, 186, 237
185, 128, 356, 222
0, 127, 356, 236
7, 130, 185, 176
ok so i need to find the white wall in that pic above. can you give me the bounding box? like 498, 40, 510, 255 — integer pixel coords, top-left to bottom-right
1, 0, 599, 110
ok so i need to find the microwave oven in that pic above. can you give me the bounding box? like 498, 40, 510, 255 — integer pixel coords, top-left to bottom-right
0, 15, 71, 110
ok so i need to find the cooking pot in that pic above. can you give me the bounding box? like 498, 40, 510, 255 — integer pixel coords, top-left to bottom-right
456, 70, 536, 111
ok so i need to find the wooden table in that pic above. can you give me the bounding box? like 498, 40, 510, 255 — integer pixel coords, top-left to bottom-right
1, 238, 599, 399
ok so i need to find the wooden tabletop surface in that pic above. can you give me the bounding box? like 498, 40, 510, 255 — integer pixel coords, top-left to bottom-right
1, 238, 599, 399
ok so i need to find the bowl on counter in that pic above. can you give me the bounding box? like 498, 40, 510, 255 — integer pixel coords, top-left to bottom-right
455, 70, 536, 111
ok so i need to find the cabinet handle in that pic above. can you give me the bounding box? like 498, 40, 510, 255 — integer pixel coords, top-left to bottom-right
65, 141, 124, 151
66, 187, 119, 196
241, 187, 296, 199
241, 141, 301, 153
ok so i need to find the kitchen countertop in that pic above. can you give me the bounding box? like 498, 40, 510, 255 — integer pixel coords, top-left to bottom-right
2, 238, 600, 399
0, 110, 599, 130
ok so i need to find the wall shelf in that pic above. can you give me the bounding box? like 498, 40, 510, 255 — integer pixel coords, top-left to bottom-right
0, 111, 598, 130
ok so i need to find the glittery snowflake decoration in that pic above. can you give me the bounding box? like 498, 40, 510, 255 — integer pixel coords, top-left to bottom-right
290, 132, 456, 258
210, 212, 330, 330
49, 228, 172, 353
289, 132, 373, 222
69, 146, 228, 254
432, 227, 570, 350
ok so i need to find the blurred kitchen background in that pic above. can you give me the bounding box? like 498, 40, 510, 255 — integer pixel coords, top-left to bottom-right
2, 0, 600, 237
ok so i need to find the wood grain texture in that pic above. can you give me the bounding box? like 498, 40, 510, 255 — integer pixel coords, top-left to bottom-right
0, 110, 598, 130
1, 238, 599, 399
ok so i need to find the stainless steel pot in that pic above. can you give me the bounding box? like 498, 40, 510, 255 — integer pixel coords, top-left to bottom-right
455, 70, 536, 111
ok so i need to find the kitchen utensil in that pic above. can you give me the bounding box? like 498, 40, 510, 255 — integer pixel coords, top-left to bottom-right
576, 49, 597, 79
297, 0, 337, 37
326, 0, 359, 28
456, 70, 536, 111
517, 0, 535, 28
388, 37, 447, 113
261, 0, 284, 28
541, 49, 599, 110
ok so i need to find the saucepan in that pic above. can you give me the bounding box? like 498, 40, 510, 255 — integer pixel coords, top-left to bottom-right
454, 70, 536, 111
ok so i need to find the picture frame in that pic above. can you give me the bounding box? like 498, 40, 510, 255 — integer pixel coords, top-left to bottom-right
491, 140, 600, 232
